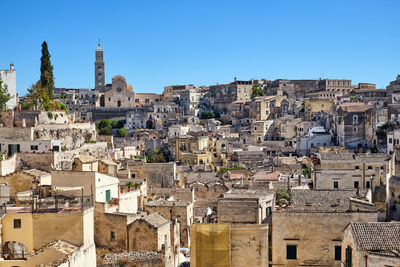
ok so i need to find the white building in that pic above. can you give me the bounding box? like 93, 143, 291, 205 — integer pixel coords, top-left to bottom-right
0, 63, 17, 109
298, 126, 332, 156
168, 124, 190, 138
387, 129, 400, 154
0, 154, 16, 176
0, 139, 61, 155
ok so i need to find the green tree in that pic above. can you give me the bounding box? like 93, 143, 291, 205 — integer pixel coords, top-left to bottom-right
98, 126, 112, 135
302, 168, 311, 178
276, 188, 291, 202
24, 82, 44, 110
200, 110, 215, 119
251, 86, 264, 99
98, 119, 112, 130
0, 80, 12, 110
40, 41, 55, 99
149, 150, 166, 163
117, 127, 129, 137
125, 181, 133, 190
111, 120, 125, 129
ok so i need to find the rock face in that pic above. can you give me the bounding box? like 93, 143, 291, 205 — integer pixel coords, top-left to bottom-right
34, 126, 96, 150
99, 251, 164, 264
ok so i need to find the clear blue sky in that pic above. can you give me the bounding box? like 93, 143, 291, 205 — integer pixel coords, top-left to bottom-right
1, 0, 399, 96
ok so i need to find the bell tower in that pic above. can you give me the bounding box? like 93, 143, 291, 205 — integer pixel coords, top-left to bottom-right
95, 39, 105, 91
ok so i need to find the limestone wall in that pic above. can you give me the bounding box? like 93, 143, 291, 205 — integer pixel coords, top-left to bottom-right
94, 203, 128, 251
231, 224, 269, 267
218, 198, 258, 223
37, 111, 70, 124
32, 211, 84, 249
0, 127, 33, 141
0, 155, 16, 176
0, 171, 33, 196
0, 110, 14, 127
33, 123, 96, 150
128, 220, 159, 252
17, 153, 56, 171
271, 211, 378, 267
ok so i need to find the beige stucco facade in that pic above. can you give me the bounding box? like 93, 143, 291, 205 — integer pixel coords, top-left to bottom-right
271, 211, 378, 267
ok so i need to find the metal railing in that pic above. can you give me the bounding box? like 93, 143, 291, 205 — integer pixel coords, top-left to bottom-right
0, 195, 93, 214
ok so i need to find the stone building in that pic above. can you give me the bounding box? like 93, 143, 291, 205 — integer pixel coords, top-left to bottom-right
94, 203, 139, 251
0, 196, 96, 266
335, 102, 376, 149
387, 176, 400, 221
172, 134, 209, 164
292, 79, 320, 96
318, 78, 353, 95
250, 120, 274, 144
190, 223, 269, 267
313, 152, 392, 192
51, 171, 119, 205
0, 63, 17, 109
386, 74, 400, 94
304, 98, 334, 120
249, 95, 287, 121
126, 159, 177, 188
127, 212, 174, 267
134, 93, 162, 107
271, 189, 378, 267
146, 198, 194, 247
162, 84, 195, 101
217, 188, 275, 224
95, 41, 106, 92
342, 222, 400, 267
266, 79, 295, 97
189, 180, 229, 201
386, 129, 400, 154
209, 79, 253, 113
297, 127, 332, 156
104, 75, 135, 107
179, 88, 203, 114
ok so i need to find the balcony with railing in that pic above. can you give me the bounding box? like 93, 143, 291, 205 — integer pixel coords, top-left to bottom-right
0, 194, 94, 215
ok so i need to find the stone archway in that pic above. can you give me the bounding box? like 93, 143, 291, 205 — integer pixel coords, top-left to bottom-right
146, 119, 153, 129
2, 241, 29, 260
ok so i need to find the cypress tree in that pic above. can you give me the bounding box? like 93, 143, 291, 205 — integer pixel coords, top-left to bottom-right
40, 41, 54, 99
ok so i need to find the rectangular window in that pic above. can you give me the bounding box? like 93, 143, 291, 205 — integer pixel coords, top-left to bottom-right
335, 246, 342, 261
345, 246, 352, 267
30, 145, 38, 151
106, 189, 111, 203
366, 181, 370, 189
266, 206, 272, 216
334, 181, 338, 189
355, 166, 359, 169
286, 245, 297, 260
354, 181, 359, 188
14, 219, 21, 229
367, 166, 372, 170
389, 138, 393, 144
110, 231, 115, 241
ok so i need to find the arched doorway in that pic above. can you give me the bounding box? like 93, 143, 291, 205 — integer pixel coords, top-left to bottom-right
2, 241, 29, 260
146, 119, 153, 129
